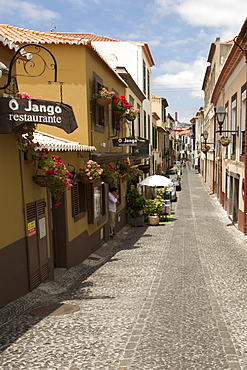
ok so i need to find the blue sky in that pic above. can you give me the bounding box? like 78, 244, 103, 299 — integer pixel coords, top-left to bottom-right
0, 0, 247, 123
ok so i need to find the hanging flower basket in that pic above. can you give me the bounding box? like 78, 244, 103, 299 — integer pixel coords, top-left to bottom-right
78, 160, 103, 183
101, 175, 114, 183
78, 173, 100, 183
113, 109, 124, 117
33, 175, 54, 187
201, 145, 210, 153
93, 88, 115, 105
96, 97, 112, 106
219, 137, 231, 146
124, 114, 135, 121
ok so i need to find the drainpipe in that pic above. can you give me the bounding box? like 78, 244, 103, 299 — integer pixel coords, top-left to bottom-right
244, 64, 247, 234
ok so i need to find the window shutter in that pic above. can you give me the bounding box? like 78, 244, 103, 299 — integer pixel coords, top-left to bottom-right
72, 181, 88, 221
72, 182, 80, 219
26, 202, 41, 290
26, 199, 49, 290
36, 199, 49, 282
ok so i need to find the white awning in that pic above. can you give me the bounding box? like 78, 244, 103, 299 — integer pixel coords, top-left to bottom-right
33, 130, 97, 152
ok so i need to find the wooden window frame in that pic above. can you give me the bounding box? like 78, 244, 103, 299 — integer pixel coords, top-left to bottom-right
88, 179, 107, 224
92, 72, 109, 133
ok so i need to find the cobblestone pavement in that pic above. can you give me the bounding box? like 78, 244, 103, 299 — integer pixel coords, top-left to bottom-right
1, 168, 247, 369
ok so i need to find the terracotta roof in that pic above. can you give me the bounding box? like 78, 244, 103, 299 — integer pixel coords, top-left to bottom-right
33, 130, 96, 152
0, 24, 120, 45
0, 24, 87, 45
50, 32, 120, 42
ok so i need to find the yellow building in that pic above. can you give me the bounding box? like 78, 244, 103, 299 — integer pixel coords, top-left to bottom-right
0, 25, 143, 307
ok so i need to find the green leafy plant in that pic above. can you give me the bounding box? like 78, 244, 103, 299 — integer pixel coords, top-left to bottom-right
219, 137, 231, 146
101, 163, 122, 185
144, 195, 163, 217
126, 186, 146, 218
119, 159, 143, 183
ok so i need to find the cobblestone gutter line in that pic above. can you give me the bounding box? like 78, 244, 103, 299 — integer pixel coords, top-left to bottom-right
190, 176, 242, 370
118, 230, 173, 369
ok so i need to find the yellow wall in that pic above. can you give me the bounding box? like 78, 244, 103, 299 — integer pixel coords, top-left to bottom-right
5, 42, 130, 249
0, 134, 26, 248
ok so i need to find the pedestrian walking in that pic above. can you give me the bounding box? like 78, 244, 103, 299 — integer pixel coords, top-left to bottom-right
108, 186, 119, 237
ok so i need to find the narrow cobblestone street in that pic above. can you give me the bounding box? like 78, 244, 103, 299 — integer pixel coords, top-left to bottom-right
1, 167, 247, 370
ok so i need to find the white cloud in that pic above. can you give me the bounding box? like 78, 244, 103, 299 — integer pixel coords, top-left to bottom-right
153, 57, 206, 99
0, 0, 59, 24
153, 0, 247, 40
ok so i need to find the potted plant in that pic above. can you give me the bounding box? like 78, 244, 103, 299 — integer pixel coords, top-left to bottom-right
112, 95, 130, 115
93, 87, 115, 106
144, 195, 163, 225
119, 159, 143, 183
15, 122, 37, 163
124, 107, 140, 121
78, 160, 103, 183
126, 186, 146, 226
101, 163, 121, 185
33, 155, 73, 207
201, 144, 210, 153
219, 136, 231, 146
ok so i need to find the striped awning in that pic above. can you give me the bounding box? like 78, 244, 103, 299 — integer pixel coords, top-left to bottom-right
33, 130, 96, 152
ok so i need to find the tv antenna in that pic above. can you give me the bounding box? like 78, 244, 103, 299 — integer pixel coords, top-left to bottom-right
50, 19, 56, 32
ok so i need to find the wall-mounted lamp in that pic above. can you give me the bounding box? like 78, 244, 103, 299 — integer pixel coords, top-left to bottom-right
201, 130, 208, 144
215, 106, 238, 136
216, 106, 227, 135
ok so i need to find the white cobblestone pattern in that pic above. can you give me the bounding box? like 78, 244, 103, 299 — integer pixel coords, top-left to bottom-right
0, 168, 246, 369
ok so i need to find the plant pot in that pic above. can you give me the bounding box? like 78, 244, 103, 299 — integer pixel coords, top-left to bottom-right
96, 97, 111, 106
220, 140, 231, 147
148, 215, 160, 226
101, 175, 114, 183
78, 173, 100, 183
134, 214, 145, 227
113, 109, 125, 116
33, 175, 54, 187
124, 114, 135, 121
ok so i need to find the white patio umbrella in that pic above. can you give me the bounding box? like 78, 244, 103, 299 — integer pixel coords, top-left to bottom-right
138, 175, 172, 187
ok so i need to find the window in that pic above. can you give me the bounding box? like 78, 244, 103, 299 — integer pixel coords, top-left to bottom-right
231, 94, 237, 156
129, 95, 135, 136
241, 84, 246, 157
143, 110, 147, 138
147, 70, 150, 100
72, 181, 87, 221
112, 90, 120, 136
147, 114, 150, 141
152, 126, 157, 149
87, 179, 107, 224
143, 60, 146, 95
137, 103, 141, 137
93, 72, 109, 133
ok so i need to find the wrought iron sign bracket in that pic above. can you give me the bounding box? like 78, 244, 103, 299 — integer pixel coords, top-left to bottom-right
0, 43, 58, 92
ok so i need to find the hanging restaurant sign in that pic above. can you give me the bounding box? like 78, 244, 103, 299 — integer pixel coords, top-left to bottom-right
0, 97, 78, 134
112, 137, 138, 147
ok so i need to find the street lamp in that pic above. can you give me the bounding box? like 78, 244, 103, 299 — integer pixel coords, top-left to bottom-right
216, 106, 227, 135
202, 130, 208, 145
